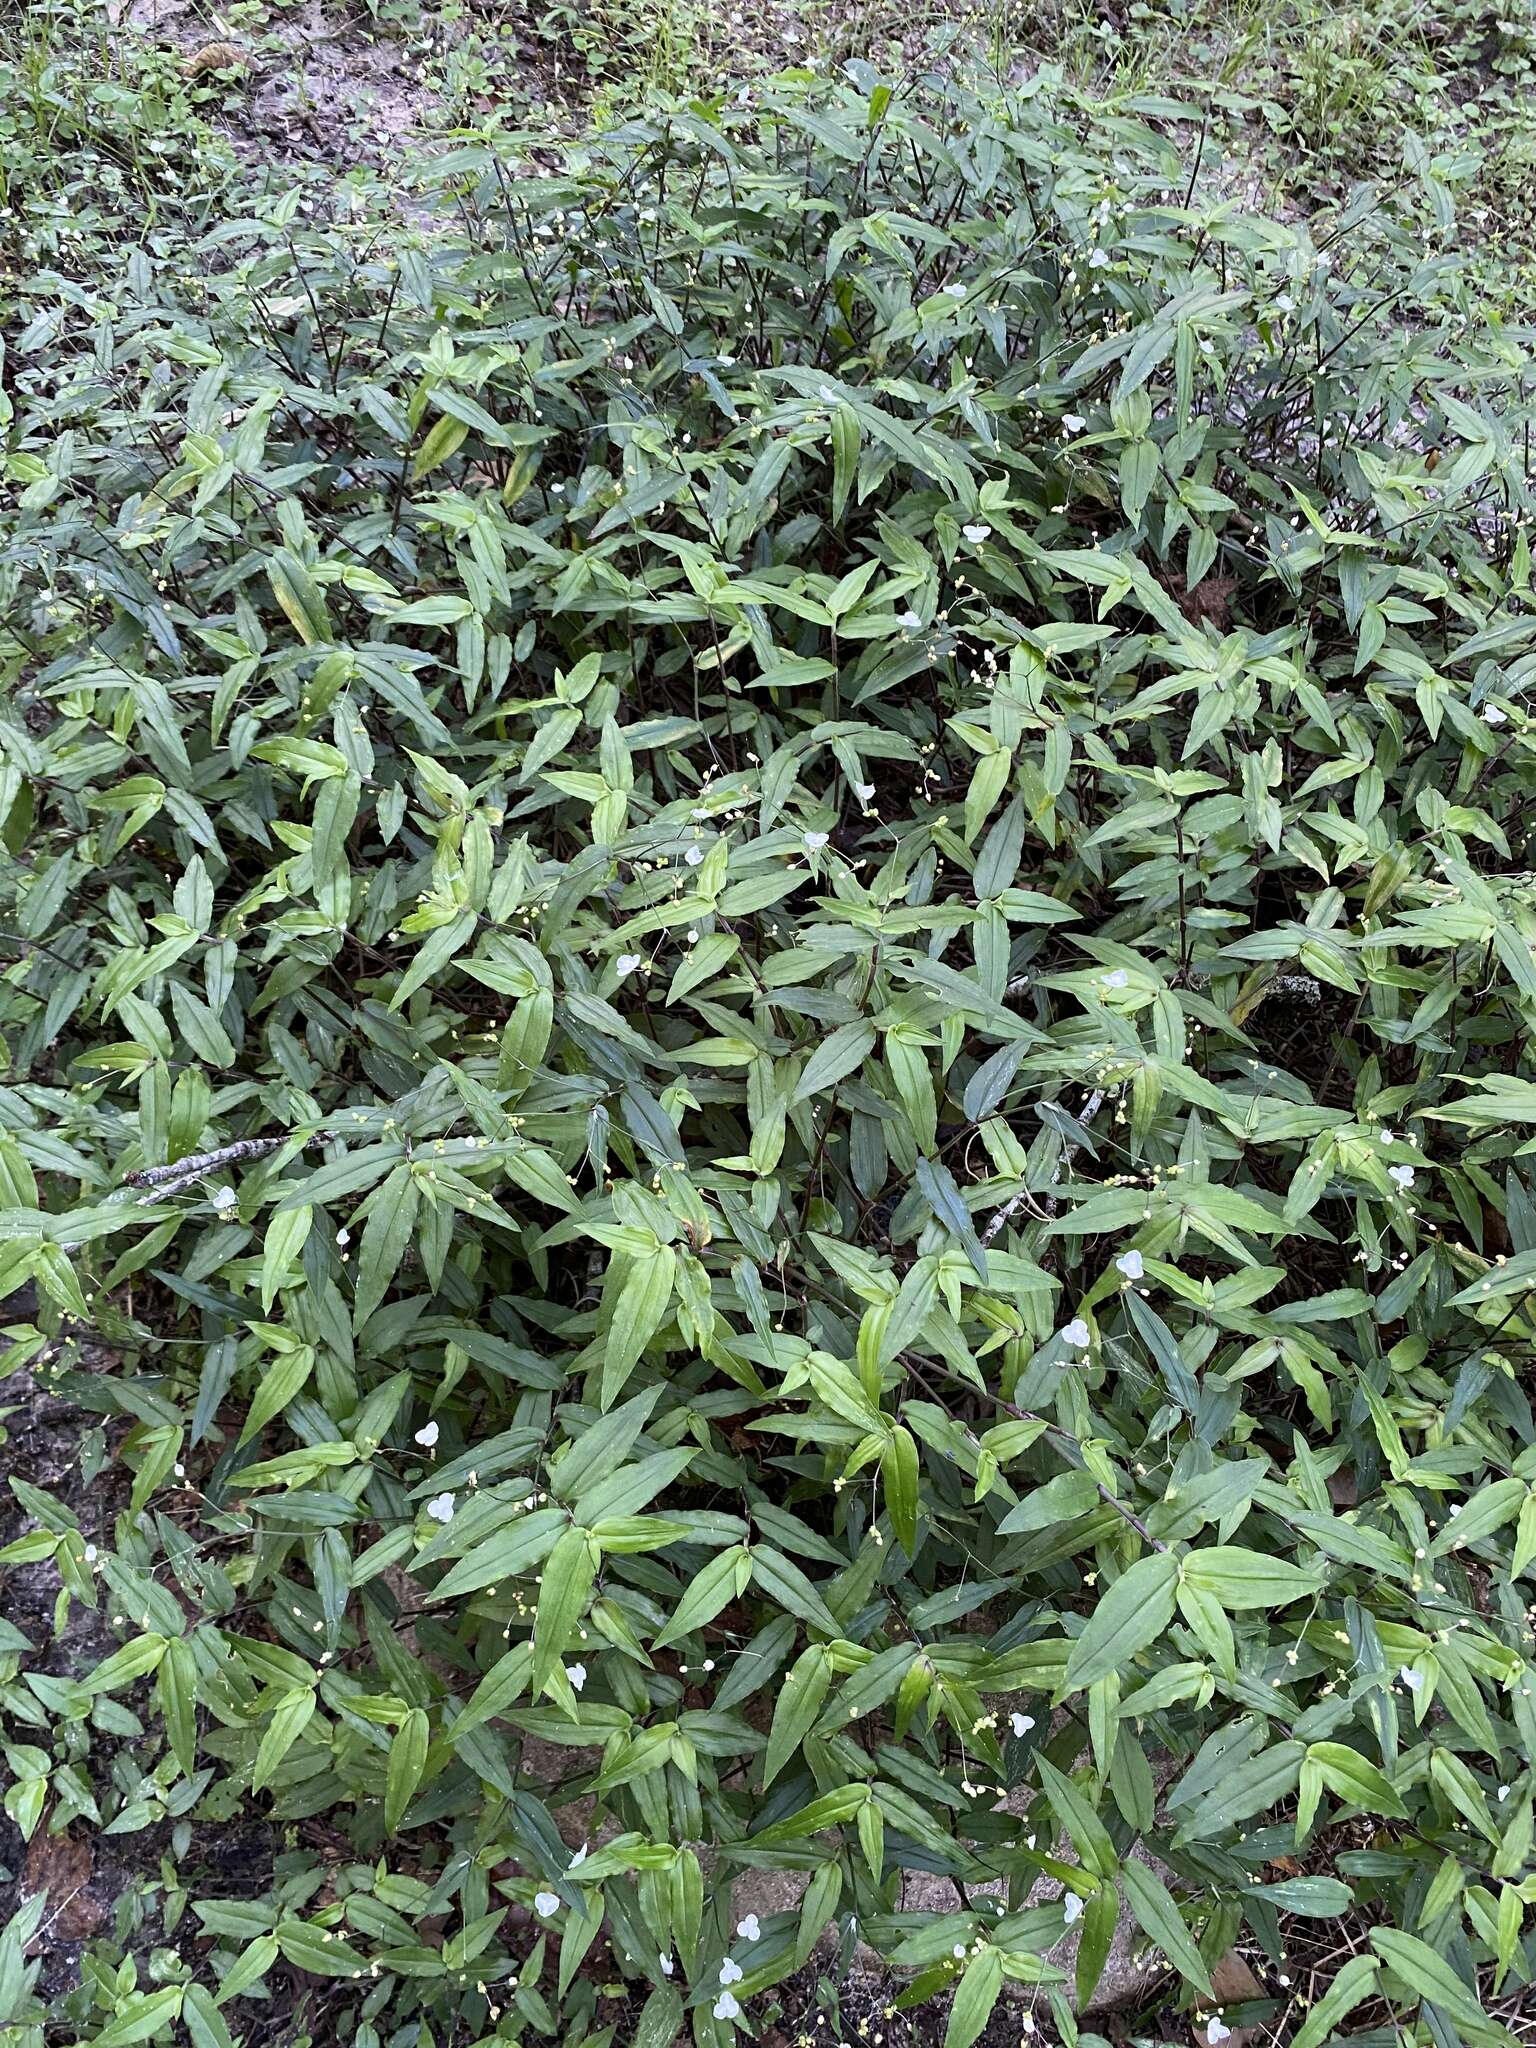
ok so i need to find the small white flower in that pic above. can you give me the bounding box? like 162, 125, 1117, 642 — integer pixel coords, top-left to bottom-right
426, 1492, 455, 1523
1207, 2020, 1231, 2044
1062, 413, 1086, 433
1116, 1250, 1144, 1281
962, 523, 991, 543
1010, 1712, 1035, 1738
685, 845, 704, 866
414, 1421, 439, 1448
616, 953, 643, 976
1062, 1892, 1084, 1925
212, 1186, 237, 1212
336, 1228, 350, 1248
736, 1914, 760, 1942
569, 1843, 588, 1867
1088, 249, 1110, 269
898, 609, 922, 630
567, 1662, 587, 1691
1101, 968, 1129, 990
1399, 1665, 1423, 1692
719, 1958, 743, 1985
804, 831, 829, 851
659, 1952, 674, 1975
1499, 1784, 1511, 1801
854, 782, 875, 801
1388, 1165, 1416, 1190
1379, 1128, 1395, 1145
713, 1991, 741, 2021
84, 1543, 98, 1563
1483, 703, 1508, 726
1061, 1318, 1091, 1349
1448, 1502, 1462, 1519
953, 1944, 967, 1958
944, 283, 966, 298
534, 1891, 560, 1917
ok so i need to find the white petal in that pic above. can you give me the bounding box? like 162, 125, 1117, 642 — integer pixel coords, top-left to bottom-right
1483, 704, 1508, 725
1101, 968, 1129, 989
1062, 413, 1086, 432
534, 1891, 560, 1916
569, 1843, 588, 1866
854, 783, 875, 801
1116, 1249, 1144, 1280
803, 831, 829, 851
962, 523, 991, 543
1061, 1318, 1091, 1349
414, 1421, 439, 1448
898, 610, 922, 630
1207, 2021, 1231, 2044
659, 1952, 674, 1975
685, 845, 704, 865
566, 1662, 587, 1691
1388, 1164, 1415, 1189
616, 953, 643, 975
944, 283, 966, 298
1062, 1892, 1084, 1925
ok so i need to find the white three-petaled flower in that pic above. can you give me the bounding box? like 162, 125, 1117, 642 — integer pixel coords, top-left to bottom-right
616, 953, 643, 975
1062, 1892, 1084, 1925
1010, 1712, 1035, 1738
736, 1914, 760, 1941
566, 1662, 587, 1691
1207, 2020, 1231, 2044
534, 1891, 560, 1916
1388, 1164, 1415, 1189
426, 1492, 455, 1523
1061, 1319, 1090, 1349
719, 1959, 743, 1985
962, 523, 991, 543
1116, 1249, 1144, 1281
713, 1991, 741, 2020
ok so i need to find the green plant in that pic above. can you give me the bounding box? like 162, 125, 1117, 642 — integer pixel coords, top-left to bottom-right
5, 57, 1536, 2048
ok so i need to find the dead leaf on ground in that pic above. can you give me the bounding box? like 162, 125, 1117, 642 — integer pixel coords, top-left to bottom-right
1192, 1950, 1266, 2048
23, 1829, 103, 1941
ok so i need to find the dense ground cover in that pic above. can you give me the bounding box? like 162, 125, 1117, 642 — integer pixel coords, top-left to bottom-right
6, 7, 1536, 2048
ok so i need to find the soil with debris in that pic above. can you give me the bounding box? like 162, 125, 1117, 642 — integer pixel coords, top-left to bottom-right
123, 0, 460, 168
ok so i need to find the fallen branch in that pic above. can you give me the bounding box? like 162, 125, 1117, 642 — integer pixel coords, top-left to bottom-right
128, 1134, 324, 1205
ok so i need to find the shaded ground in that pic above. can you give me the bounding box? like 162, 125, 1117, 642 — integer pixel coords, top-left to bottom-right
0, 1333, 276, 2006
